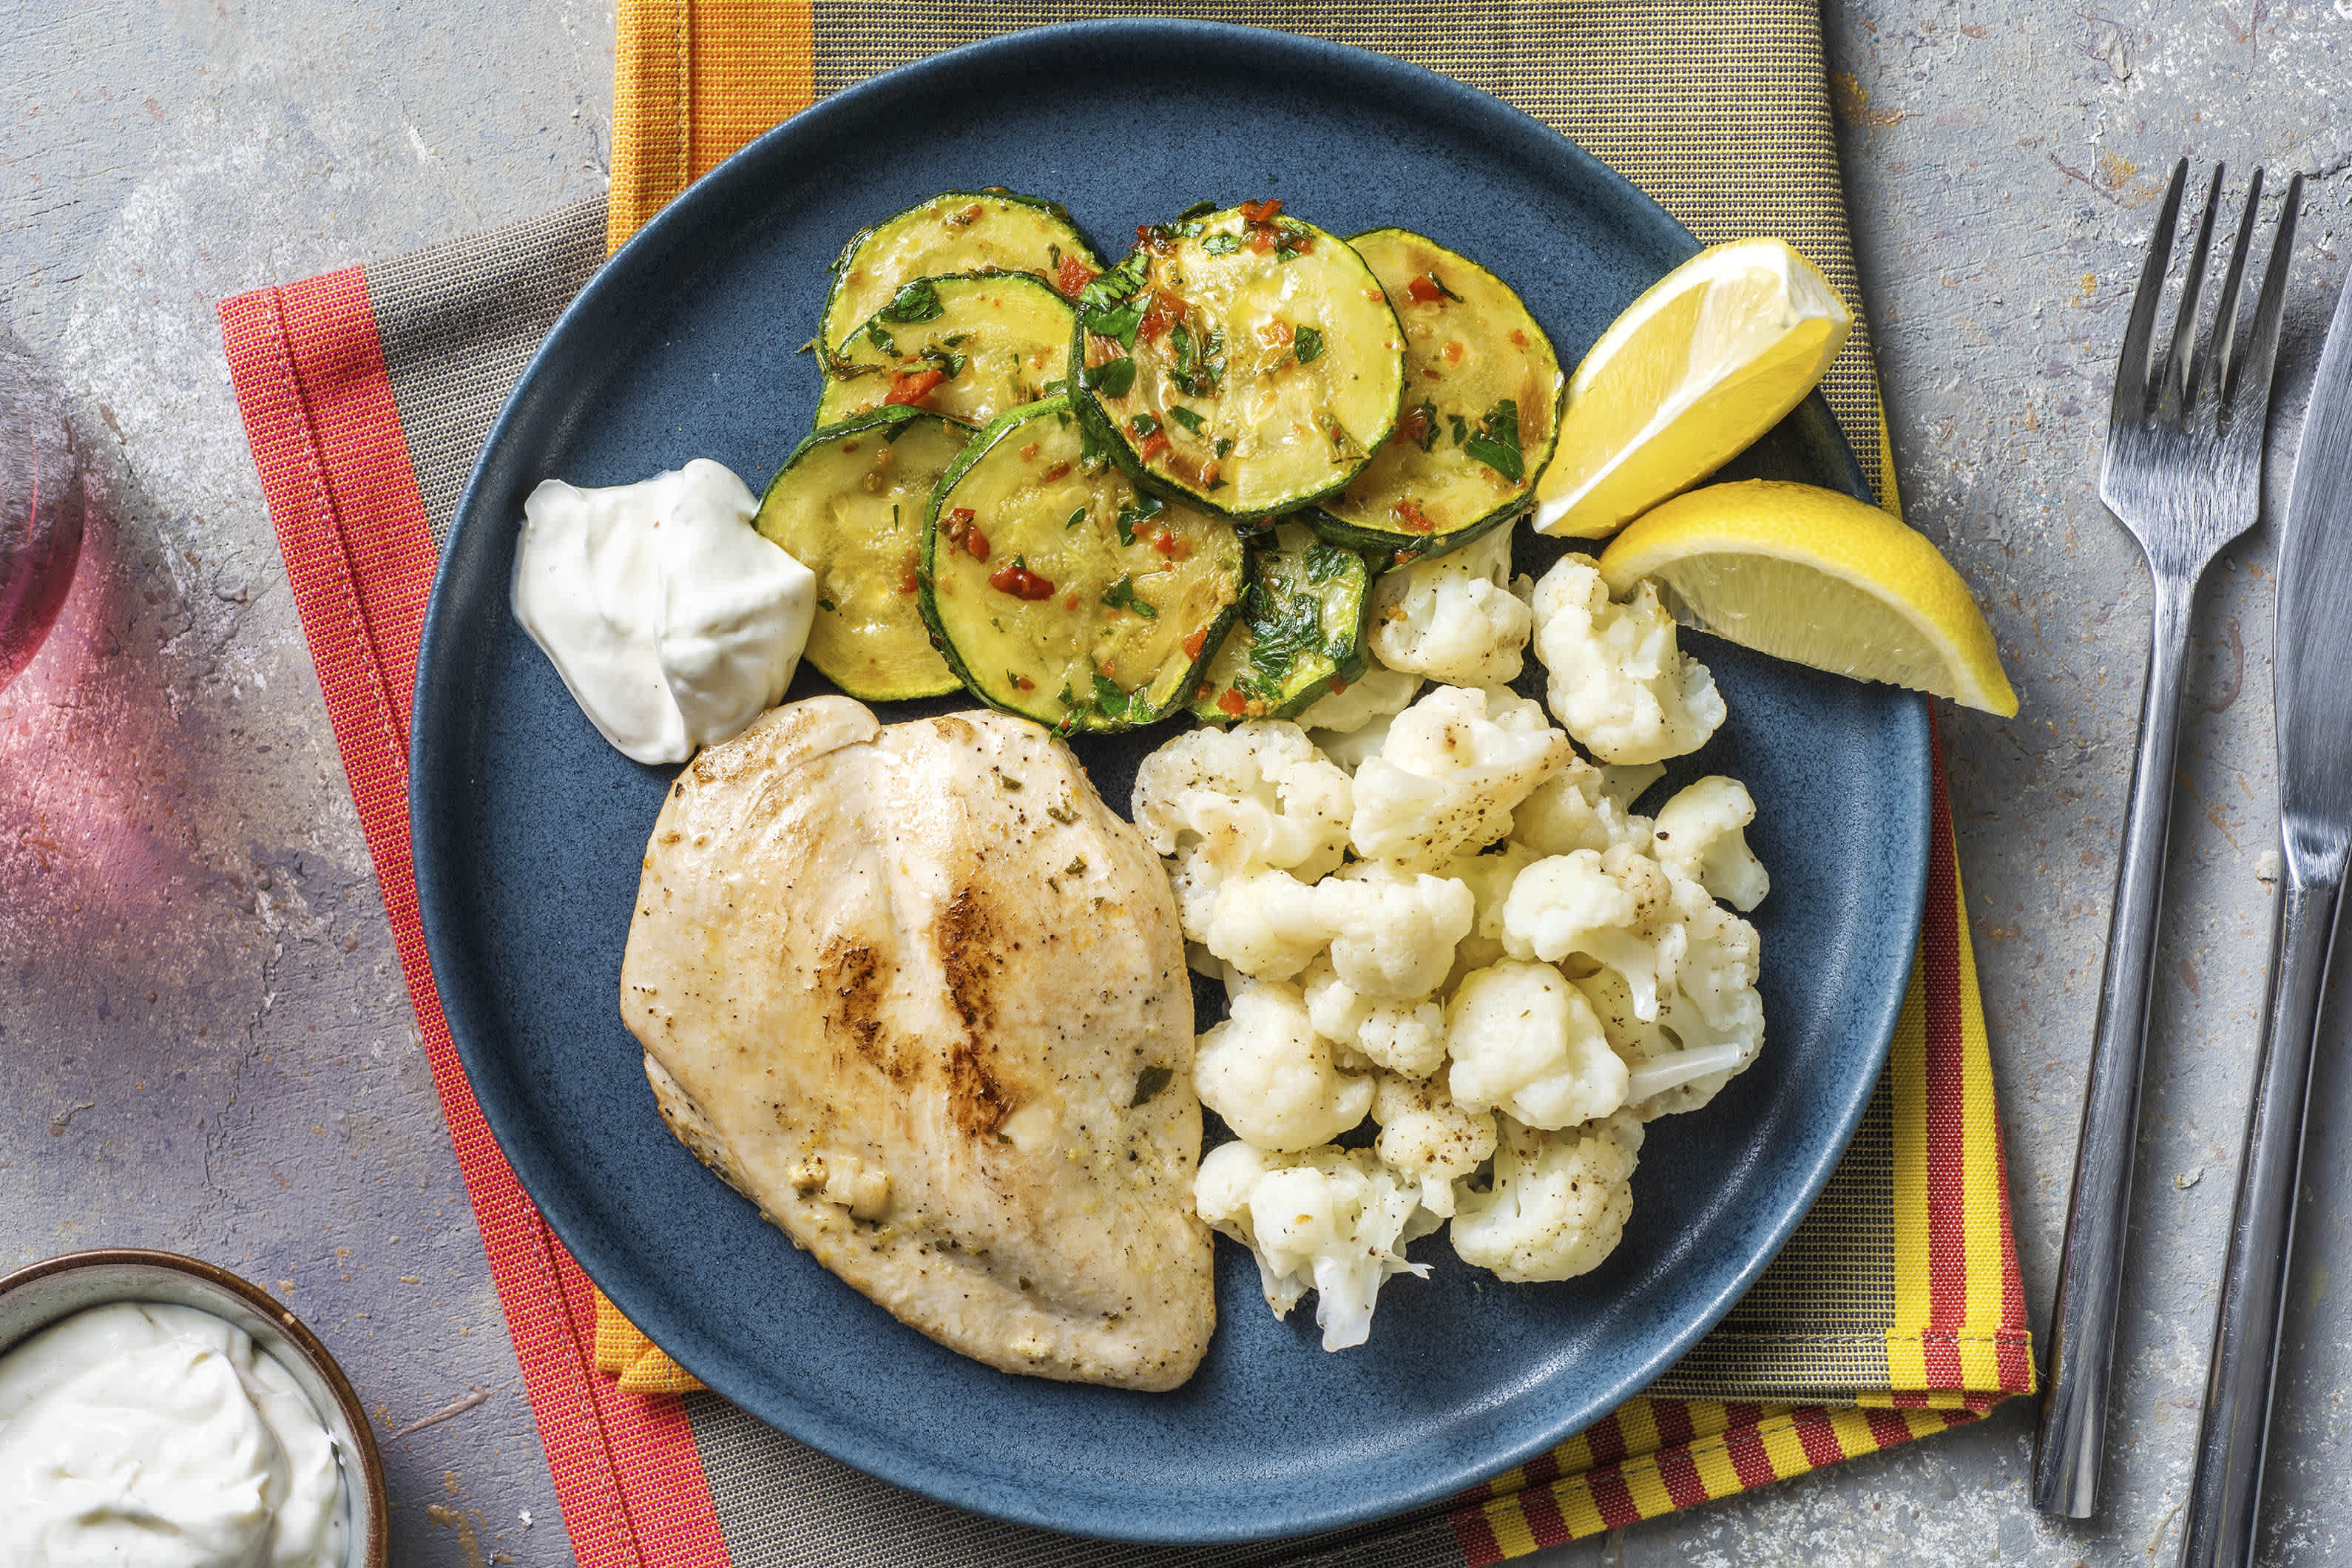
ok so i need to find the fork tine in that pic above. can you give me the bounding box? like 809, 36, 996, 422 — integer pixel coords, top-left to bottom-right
2157, 164, 2226, 419
2225, 170, 2303, 439
2112, 158, 2189, 430
2197, 167, 2264, 410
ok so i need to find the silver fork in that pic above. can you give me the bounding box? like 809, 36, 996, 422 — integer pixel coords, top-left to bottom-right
2032, 159, 2302, 1519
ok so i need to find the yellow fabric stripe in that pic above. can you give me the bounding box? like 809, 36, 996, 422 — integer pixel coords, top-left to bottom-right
1757, 1414, 1817, 1481
1828, 1407, 1883, 1459
1888, 951, 1933, 1390
1953, 845, 2024, 1389
1481, 1496, 1542, 1558
1689, 1428, 1746, 1499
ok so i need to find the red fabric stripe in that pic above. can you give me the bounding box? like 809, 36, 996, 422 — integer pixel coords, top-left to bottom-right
1919, 725, 1968, 1387
1521, 1446, 1561, 1489
1862, 1407, 1913, 1450
1652, 1443, 1711, 1513
1652, 1400, 1695, 1449
1449, 1507, 1505, 1567
1518, 1484, 1574, 1547
1722, 1420, 1779, 1490
217, 278, 731, 1568
1791, 1408, 1847, 1469
1585, 1467, 1643, 1530
1584, 1412, 1628, 1469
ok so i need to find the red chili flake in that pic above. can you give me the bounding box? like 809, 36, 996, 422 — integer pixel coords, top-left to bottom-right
1509, 328, 1530, 348
1183, 628, 1208, 660
1054, 254, 1099, 298
1238, 198, 1284, 223
1216, 687, 1249, 716
944, 202, 985, 226
1196, 462, 1220, 490
1405, 276, 1445, 305
1064, 592, 1080, 611
885, 367, 946, 406
1013, 674, 1037, 692
1018, 442, 1040, 461
1152, 527, 1180, 557
1420, 368, 1444, 382
1442, 341, 1464, 364
1138, 290, 1186, 344
1248, 226, 1277, 254
1390, 499, 1438, 534
988, 558, 1055, 600
1138, 431, 1170, 463
899, 546, 920, 595
1041, 461, 1071, 482
964, 527, 991, 561
1196, 681, 1212, 699
1327, 677, 1349, 696
842, 439, 860, 453
1393, 404, 1431, 448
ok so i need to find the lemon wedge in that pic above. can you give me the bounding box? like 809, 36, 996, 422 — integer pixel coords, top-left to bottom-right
1597, 479, 2019, 717
1535, 238, 1852, 539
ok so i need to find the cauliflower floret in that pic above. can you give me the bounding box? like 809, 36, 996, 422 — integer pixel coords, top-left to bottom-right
1512, 754, 1653, 857
1194, 1141, 1430, 1351
1445, 958, 1630, 1129
1192, 978, 1373, 1151
1498, 845, 1683, 1020
1433, 840, 1535, 986
1673, 882, 1763, 1033
1450, 1112, 1645, 1283
1598, 760, 1667, 809
1652, 776, 1770, 911
1199, 867, 1336, 979
1365, 527, 1535, 686
1200, 863, 1472, 995
1324, 861, 1476, 999
1311, 712, 1398, 774
1576, 964, 1764, 1119
1530, 555, 1726, 764
1132, 720, 1353, 882
1297, 664, 1423, 739
1351, 685, 1569, 871
1371, 1070, 1498, 1217
1300, 955, 1449, 1078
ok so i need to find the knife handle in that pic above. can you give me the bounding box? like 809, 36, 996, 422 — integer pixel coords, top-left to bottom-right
2033, 567, 2197, 1518
2179, 868, 2344, 1568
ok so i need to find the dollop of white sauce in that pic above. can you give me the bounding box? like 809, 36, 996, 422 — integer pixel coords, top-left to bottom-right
511, 459, 816, 764
0, 1301, 348, 1568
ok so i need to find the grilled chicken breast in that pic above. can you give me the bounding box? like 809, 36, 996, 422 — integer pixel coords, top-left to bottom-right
620, 697, 1213, 1389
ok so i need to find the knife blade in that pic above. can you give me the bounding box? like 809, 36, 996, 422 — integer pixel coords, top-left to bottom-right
2177, 262, 2352, 1568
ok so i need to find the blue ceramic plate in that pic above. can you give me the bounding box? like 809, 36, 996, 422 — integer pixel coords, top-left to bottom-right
411, 21, 1930, 1544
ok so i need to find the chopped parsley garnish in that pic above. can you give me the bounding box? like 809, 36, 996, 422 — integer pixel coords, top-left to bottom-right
1200, 232, 1241, 257
1169, 322, 1226, 396
1092, 672, 1146, 720
1115, 493, 1163, 547
865, 321, 897, 355
1129, 413, 1162, 440
1305, 541, 1357, 584
1214, 436, 1234, 459
1426, 271, 1464, 303
1075, 252, 1150, 345
1405, 396, 1440, 452
1064, 506, 1089, 530
919, 344, 967, 380
1292, 325, 1324, 364
1459, 399, 1525, 482
1176, 200, 1217, 220
1166, 405, 1206, 436
875, 279, 944, 323
817, 596, 837, 612
1101, 575, 1158, 618
1234, 578, 1327, 699
1081, 356, 1138, 397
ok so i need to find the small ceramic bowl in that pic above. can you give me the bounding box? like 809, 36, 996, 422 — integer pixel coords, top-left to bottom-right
0, 1248, 390, 1567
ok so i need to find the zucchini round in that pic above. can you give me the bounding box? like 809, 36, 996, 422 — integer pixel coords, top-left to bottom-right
752, 407, 967, 701
920, 396, 1246, 732
1311, 229, 1567, 564
1069, 201, 1405, 519
1189, 521, 1372, 723
822, 190, 1101, 356
816, 274, 1075, 430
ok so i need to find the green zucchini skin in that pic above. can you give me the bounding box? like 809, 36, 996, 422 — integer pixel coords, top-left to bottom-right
822, 190, 1100, 357
754, 406, 968, 701
817, 273, 1075, 430
1068, 204, 1406, 521
1188, 521, 1373, 723
1308, 228, 1566, 564
918, 395, 1246, 734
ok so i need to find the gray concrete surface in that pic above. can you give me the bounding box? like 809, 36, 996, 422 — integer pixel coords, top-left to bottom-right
4, 1, 2351, 1564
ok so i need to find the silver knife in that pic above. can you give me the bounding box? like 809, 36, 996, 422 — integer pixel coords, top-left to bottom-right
2178, 261, 2352, 1568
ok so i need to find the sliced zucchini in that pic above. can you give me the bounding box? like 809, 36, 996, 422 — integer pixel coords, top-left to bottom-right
920, 396, 1246, 732
822, 190, 1100, 356
1069, 201, 1405, 519
816, 274, 1074, 430
1189, 521, 1372, 723
1311, 229, 1567, 564
753, 407, 967, 701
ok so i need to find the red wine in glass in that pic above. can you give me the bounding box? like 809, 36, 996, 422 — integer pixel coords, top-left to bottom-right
1, 330, 87, 693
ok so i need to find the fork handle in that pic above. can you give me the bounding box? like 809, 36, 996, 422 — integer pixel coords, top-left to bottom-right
2178, 866, 2344, 1568
2032, 566, 2198, 1518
